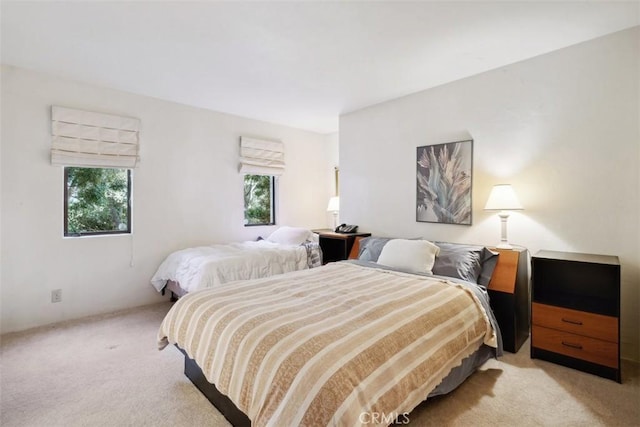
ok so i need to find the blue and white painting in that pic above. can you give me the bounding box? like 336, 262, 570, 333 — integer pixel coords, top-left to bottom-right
416, 139, 473, 225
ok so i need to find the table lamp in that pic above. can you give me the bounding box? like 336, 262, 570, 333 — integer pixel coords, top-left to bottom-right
327, 196, 340, 229
484, 184, 523, 249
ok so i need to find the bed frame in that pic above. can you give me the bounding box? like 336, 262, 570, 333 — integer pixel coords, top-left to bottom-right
179, 347, 251, 427
162, 280, 187, 301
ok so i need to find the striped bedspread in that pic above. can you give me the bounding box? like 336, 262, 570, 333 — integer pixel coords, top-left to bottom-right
158, 262, 497, 426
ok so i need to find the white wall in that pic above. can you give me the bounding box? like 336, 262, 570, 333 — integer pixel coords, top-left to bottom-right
324, 132, 340, 227
0, 65, 336, 333
340, 28, 640, 361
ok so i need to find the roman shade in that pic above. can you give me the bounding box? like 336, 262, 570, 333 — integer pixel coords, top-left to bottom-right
51, 106, 140, 168
239, 136, 284, 176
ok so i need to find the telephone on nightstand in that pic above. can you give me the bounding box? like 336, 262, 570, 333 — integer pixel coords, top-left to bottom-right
335, 224, 358, 233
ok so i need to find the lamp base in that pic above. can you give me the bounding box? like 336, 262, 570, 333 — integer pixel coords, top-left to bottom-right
496, 242, 514, 250
496, 211, 513, 250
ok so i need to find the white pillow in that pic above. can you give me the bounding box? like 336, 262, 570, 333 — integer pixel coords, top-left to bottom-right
266, 226, 312, 245
377, 239, 440, 274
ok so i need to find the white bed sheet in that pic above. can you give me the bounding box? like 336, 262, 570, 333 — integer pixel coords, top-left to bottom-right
150, 240, 309, 293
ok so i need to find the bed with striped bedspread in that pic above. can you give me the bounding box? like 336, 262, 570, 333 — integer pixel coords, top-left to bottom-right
158, 261, 498, 426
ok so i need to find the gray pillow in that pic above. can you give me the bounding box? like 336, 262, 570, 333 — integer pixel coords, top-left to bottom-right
478, 249, 499, 286
358, 237, 392, 262
432, 242, 499, 286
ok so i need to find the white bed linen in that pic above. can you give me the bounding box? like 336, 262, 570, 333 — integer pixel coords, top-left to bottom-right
150, 240, 308, 293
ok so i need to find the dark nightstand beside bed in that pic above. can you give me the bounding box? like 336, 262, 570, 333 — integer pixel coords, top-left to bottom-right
531, 250, 621, 382
312, 229, 371, 264
486, 247, 530, 353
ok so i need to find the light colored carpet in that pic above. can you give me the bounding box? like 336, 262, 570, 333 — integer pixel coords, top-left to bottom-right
1, 302, 638, 426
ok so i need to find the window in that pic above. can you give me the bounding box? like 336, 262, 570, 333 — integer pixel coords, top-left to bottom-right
244, 174, 275, 226
64, 167, 131, 236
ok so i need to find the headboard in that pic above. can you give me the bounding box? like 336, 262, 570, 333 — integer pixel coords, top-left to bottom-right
348, 236, 366, 260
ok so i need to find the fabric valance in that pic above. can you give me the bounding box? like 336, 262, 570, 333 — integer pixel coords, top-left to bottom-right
51, 106, 140, 168
239, 136, 284, 176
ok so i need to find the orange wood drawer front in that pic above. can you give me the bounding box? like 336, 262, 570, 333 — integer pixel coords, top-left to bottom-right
532, 325, 618, 368
487, 250, 519, 294
532, 303, 618, 343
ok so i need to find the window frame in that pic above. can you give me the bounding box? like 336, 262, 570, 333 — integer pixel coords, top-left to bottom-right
63, 167, 132, 237
243, 174, 276, 227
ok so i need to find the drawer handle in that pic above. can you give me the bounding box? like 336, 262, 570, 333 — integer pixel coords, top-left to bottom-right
562, 341, 583, 350
561, 318, 583, 326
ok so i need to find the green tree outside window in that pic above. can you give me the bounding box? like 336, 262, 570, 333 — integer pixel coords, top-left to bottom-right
244, 174, 275, 225
65, 167, 131, 236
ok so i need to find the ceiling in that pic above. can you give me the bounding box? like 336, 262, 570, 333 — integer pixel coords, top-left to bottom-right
1, 1, 638, 134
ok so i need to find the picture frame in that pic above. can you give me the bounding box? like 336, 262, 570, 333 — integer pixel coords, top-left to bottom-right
416, 139, 473, 225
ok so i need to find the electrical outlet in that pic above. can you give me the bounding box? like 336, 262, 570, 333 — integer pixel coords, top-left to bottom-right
51, 289, 62, 303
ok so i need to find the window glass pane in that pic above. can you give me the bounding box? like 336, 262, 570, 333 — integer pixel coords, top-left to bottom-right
65, 167, 131, 236
244, 174, 274, 226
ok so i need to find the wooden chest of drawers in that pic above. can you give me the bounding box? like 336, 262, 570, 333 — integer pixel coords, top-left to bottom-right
531, 250, 620, 382
532, 303, 618, 368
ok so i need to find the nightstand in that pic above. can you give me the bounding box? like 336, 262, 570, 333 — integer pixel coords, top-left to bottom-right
531, 250, 620, 382
487, 247, 530, 353
313, 230, 371, 264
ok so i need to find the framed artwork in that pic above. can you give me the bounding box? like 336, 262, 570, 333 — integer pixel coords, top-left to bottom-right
416, 139, 473, 225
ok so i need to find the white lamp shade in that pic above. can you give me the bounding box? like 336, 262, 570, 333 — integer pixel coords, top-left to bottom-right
327, 196, 340, 212
484, 184, 523, 211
